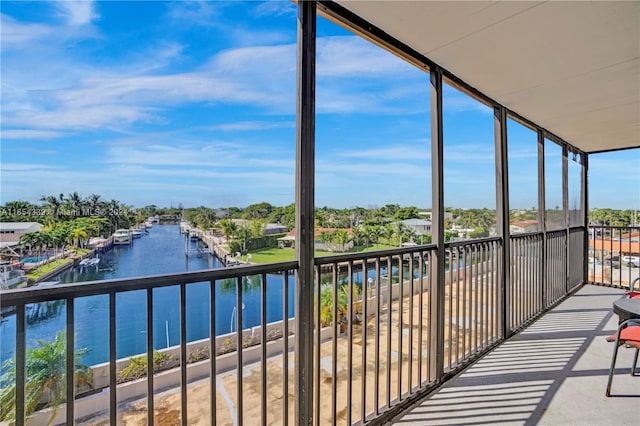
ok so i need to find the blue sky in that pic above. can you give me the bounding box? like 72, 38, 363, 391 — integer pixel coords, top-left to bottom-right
1, 1, 638, 211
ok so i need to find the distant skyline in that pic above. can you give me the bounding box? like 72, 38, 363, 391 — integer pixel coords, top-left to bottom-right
1, 1, 638, 211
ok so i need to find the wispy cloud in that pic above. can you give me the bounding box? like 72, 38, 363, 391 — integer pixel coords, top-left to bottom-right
1, 129, 68, 140
0, 163, 60, 172
444, 144, 496, 163
443, 84, 493, 115
165, 0, 221, 27
338, 144, 430, 161
252, 1, 296, 18
317, 36, 413, 77
53, 0, 98, 26
0, 14, 54, 50
103, 141, 293, 170
214, 121, 295, 132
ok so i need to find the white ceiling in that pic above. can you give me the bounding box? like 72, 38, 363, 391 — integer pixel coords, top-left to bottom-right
333, 1, 640, 153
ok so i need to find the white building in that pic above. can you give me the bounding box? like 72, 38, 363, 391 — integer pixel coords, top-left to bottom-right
0, 222, 43, 248
401, 219, 432, 236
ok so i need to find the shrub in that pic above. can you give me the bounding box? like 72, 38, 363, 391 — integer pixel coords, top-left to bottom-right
118, 351, 171, 383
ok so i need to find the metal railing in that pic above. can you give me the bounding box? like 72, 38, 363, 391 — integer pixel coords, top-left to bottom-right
0, 262, 298, 426
1, 231, 597, 425
509, 232, 544, 331
587, 225, 640, 290
310, 237, 502, 425
568, 226, 586, 290
546, 230, 568, 307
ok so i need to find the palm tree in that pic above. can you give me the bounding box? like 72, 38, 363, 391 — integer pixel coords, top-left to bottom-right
219, 219, 237, 242
234, 225, 253, 253
367, 225, 382, 249
19, 232, 39, 256
65, 192, 83, 215
382, 224, 395, 246
250, 219, 266, 239
38, 232, 53, 258
352, 226, 368, 247
40, 195, 61, 220
0, 331, 92, 425
334, 229, 352, 252
85, 194, 102, 214
70, 227, 88, 249
318, 284, 360, 328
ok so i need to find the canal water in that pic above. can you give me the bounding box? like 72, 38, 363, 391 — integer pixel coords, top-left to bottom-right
0, 225, 295, 366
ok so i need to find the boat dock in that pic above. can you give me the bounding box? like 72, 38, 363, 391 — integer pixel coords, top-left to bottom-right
181, 223, 231, 261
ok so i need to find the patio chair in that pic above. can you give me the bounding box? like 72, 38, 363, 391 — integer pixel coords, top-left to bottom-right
625, 277, 640, 299
605, 318, 640, 396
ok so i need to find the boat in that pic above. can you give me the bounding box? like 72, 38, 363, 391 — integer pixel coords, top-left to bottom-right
112, 229, 132, 245
144, 220, 154, 228
131, 228, 143, 238
0, 261, 28, 290
79, 257, 100, 267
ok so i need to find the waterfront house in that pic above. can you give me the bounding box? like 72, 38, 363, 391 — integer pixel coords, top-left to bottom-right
400, 218, 432, 236
264, 223, 289, 235
279, 227, 355, 252
0, 222, 43, 248
509, 219, 539, 234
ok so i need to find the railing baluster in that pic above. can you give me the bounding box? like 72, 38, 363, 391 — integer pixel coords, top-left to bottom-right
180, 283, 187, 426
447, 249, 453, 369
386, 255, 392, 410
312, 266, 320, 426
67, 297, 75, 425
408, 252, 414, 394
417, 252, 424, 387
361, 261, 368, 421
235, 277, 243, 426
374, 257, 381, 415
15, 302, 26, 426
314, 267, 321, 426
210, 280, 217, 426
331, 263, 338, 425
146, 288, 154, 426
282, 272, 289, 426
455, 248, 461, 365
347, 260, 353, 425
109, 292, 117, 426
480, 243, 486, 346
261, 273, 268, 426
397, 254, 403, 400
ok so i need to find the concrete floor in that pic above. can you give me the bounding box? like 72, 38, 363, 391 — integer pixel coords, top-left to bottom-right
391, 284, 640, 425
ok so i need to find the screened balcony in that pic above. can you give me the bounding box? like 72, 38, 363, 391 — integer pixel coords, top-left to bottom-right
1, 1, 638, 425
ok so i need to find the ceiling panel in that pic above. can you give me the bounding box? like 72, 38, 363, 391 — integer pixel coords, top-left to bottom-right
334, 0, 640, 153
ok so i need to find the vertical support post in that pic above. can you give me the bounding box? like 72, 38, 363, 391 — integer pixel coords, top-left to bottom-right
494, 106, 510, 338
582, 154, 589, 284
295, 1, 316, 424
429, 67, 445, 383
538, 131, 546, 308
562, 144, 569, 293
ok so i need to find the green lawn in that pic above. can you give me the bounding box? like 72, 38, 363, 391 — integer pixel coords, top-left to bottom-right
25, 249, 91, 282
26, 258, 74, 281
243, 244, 395, 264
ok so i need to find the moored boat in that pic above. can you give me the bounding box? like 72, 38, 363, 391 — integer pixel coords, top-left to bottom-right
0, 261, 28, 290
112, 229, 132, 245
